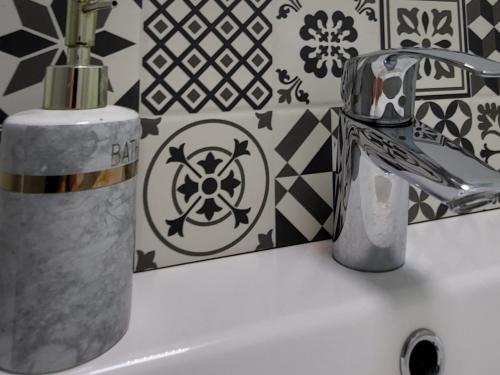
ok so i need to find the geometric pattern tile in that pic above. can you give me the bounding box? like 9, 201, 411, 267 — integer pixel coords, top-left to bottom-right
410, 97, 500, 223
0, 0, 141, 116
467, 0, 500, 96
275, 109, 334, 177
274, 107, 336, 247
416, 99, 477, 155
115, 81, 141, 112
276, 173, 333, 247
411, 98, 473, 223
0, 108, 6, 124
382, 0, 470, 99
141, 0, 273, 114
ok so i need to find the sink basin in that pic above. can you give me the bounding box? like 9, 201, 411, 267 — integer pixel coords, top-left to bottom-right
2, 210, 500, 375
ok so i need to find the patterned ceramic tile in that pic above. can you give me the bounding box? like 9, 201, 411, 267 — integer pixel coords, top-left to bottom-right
408, 186, 451, 224
467, 0, 500, 96
381, 0, 469, 99
276, 173, 334, 247
274, 107, 335, 177
475, 100, 500, 169
273, 107, 337, 247
135, 110, 275, 269
0, 0, 141, 116
410, 97, 500, 223
0, 108, 6, 142
408, 186, 500, 224
140, 0, 273, 115
0, 108, 6, 124
416, 98, 479, 154
272, 0, 382, 107
416, 97, 500, 170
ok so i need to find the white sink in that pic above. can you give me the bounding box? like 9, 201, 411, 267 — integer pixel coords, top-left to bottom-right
3, 210, 500, 375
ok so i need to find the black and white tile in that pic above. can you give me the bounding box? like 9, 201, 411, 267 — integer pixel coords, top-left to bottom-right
140, 0, 273, 115
0, 0, 141, 115
467, 0, 500, 96
0, 108, 6, 143
381, 0, 469, 99
408, 186, 449, 224
416, 99, 478, 154
410, 97, 500, 223
476, 101, 500, 169
275, 173, 333, 247
135, 110, 274, 269
135, 250, 158, 272
274, 108, 335, 178
274, 107, 337, 247
273, 0, 382, 107
0, 108, 6, 124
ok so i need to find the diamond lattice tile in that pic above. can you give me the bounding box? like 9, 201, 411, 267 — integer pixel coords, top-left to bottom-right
141, 0, 273, 114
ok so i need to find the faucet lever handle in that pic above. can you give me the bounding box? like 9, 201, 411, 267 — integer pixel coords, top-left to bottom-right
341, 48, 500, 125
384, 48, 500, 77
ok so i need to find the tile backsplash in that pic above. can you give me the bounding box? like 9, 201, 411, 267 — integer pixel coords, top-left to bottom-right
2, 0, 500, 271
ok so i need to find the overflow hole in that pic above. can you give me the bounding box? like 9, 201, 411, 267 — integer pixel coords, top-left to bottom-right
401, 329, 444, 375
409, 340, 440, 375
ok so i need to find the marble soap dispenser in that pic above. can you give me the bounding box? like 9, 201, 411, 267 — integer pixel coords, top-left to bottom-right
0, 1, 140, 373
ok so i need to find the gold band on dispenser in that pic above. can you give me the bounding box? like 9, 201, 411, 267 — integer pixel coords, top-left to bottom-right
0, 161, 138, 194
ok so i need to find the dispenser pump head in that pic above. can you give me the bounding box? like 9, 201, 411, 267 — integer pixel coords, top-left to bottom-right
42, 0, 115, 110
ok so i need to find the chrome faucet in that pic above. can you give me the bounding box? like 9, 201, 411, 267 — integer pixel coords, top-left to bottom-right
333, 48, 500, 272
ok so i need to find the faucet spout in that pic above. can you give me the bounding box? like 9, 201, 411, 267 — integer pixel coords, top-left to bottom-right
332, 111, 500, 272
356, 118, 500, 213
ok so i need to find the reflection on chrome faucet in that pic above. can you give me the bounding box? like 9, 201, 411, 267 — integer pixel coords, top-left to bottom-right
333, 48, 500, 272
333, 115, 500, 272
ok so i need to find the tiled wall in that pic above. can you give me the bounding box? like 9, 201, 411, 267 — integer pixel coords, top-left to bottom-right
2, 0, 500, 272
0, 0, 142, 116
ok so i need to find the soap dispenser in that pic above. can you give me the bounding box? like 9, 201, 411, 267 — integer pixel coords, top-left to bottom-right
0, 1, 140, 373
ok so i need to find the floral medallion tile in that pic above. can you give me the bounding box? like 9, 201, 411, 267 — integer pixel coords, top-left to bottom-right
272, 0, 382, 107
0, 0, 142, 116
381, 0, 469, 99
140, 0, 273, 115
135, 110, 275, 269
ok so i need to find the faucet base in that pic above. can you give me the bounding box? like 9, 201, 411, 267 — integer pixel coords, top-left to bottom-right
332, 249, 406, 273
332, 112, 409, 272
331, 151, 409, 272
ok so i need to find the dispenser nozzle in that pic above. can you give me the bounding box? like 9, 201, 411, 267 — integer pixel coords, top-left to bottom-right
42, 0, 115, 109
82, 0, 115, 12
66, 0, 115, 65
